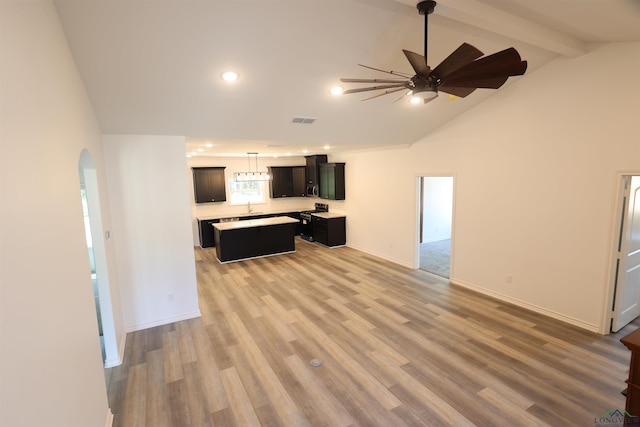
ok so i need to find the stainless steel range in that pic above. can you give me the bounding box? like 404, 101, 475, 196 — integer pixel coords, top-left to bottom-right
300, 203, 328, 241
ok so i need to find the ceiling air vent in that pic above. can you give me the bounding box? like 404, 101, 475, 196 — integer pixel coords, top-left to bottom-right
292, 116, 316, 124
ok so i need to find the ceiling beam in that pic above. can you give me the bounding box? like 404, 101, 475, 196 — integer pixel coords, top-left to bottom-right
391, 0, 586, 57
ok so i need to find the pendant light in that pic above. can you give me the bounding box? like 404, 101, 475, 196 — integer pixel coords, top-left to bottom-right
233, 152, 270, 182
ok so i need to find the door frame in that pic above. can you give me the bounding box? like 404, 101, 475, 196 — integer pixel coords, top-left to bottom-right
79, 150, 122, 367
602, 172, 640, 334
414, 173, 456, 274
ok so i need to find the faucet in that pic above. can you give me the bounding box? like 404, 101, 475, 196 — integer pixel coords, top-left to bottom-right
247, 201, 253, 213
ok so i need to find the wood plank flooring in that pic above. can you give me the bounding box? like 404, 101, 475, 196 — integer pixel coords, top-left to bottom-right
107, 238, 636, 426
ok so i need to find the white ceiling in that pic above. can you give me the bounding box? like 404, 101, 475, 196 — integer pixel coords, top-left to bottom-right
53, 0, 640, 157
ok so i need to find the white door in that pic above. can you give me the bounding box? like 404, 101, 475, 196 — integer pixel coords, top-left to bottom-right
613, 176, 640, 332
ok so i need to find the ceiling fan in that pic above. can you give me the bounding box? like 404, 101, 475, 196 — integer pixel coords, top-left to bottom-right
341, 0, 527, 103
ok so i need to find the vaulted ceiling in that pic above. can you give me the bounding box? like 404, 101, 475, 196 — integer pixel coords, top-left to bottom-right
53, 0, 640, 157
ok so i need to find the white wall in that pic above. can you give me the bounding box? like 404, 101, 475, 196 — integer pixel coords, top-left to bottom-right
422, 177, 453, 243
1, 1, 117, 425
103, 135, 200, 331
340, 42, 640, 332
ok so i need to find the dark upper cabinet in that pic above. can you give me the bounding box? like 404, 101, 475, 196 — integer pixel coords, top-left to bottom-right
269, 166, 307, 198
292, 166, 307, 197
269, 167, 294, 198
192, 167, 226, 203
305, 155, 327, 189
319, 162, 345, 200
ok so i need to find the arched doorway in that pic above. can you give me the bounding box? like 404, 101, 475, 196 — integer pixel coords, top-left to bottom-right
78, 150, 120, 367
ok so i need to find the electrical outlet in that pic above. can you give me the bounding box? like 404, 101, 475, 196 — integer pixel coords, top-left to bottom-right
506, 275, 513, 284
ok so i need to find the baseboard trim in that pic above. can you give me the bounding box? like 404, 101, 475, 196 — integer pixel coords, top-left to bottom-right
345, 244, 414, 269
103, 356, 120, 369
451, 279, 601, 333
105, 408, 114, 427
124, 310, 202, 333
118, 331, 126, 363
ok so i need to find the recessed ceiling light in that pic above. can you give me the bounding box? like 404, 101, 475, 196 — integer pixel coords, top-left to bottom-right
330, 86, 343, 95
323, 145, 330, 150
302, 149, 308, 154
205, 143, 214, 148
196, 148, 204, 152
221, 71, 238, 82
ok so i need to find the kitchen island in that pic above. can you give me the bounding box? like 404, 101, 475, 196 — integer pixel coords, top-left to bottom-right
213, 216, 299, 263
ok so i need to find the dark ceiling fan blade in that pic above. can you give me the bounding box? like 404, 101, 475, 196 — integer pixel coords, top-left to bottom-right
439, 47, 527, 86
341, 78, 409, 84
402, 50, 430, 76
441, 76, 508, 89
342, 83, 409, 95
361, 87, 409, 101
357, 64, 413, 78
341, 1, 527, 106
438, 86, 476, 98
431, 43, 483, 79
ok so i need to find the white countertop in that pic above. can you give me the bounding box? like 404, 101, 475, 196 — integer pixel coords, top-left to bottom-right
312, 212, 346, 219
213, 216, 299, 231
198, 208, 309, 221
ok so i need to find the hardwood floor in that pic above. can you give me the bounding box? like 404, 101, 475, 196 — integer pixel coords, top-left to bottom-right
107, 238, 636, 426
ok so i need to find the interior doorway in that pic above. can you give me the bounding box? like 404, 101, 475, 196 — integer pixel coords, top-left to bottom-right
610, 174, 640, 332
418, 176, 454, 278
78, 150, 120, 368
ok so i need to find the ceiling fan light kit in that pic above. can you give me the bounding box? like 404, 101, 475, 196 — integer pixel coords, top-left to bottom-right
410, 87, 438, 104
340, 0, 527, 104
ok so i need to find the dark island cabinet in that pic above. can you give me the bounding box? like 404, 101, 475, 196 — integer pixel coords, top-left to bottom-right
199, 211, 303, 248
319, 163, 345, 200
269, 166, 306, 198
312, 216, 346, 247
192, 167, 226, 203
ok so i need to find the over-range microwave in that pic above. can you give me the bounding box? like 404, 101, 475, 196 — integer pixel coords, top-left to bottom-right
306, 184, 318, 197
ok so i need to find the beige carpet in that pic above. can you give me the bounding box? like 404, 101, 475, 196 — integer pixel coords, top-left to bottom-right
419, 239, 450, 278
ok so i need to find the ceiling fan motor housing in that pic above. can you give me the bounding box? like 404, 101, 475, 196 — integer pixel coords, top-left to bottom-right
417, 1, 436, 15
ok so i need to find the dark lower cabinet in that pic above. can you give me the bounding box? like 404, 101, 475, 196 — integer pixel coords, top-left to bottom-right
193, 167, 226, 203
319, 163, 345, 200
312, 215, 346, 247
198, 218, 220, 248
